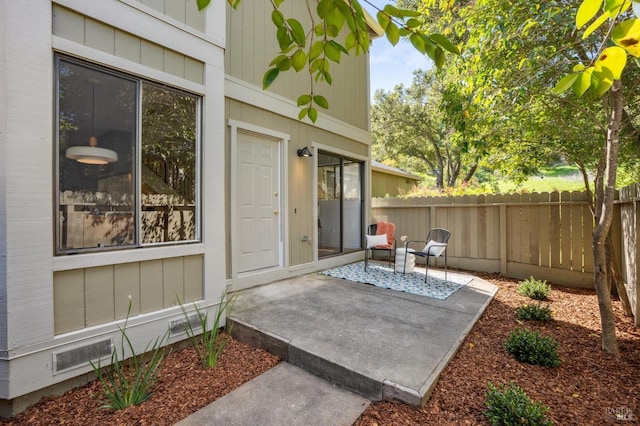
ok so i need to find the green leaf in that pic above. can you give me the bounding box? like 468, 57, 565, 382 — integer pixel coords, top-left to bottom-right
583, 11, 612, 38
595, 46, 627, 78
276, 27, 292, 51
572, 63, 587, 72
308, 107, 318, 123
434, 47, 445, 68
386, 23, 400, 46
410, 33, 426, 54
554, 73, 579, 94
604, 0, 631, 13
269, 54, 288, 67
276, 57, 291, 71
324, 42, 341, 63
317, 0, 335, 19
310, 58, 324, 73
576, 0, 603, 28
291, 49, 307, 71
309, 41, 324, 61
397, 8, 421, 18
592, 67, 614, 95
297, 94, 312, 106
313, 95, 329, 109
406, 18, 422, 28
198, 0, 210, 11
572, 67, 594, 96
298, 107, 309, 120
377, 11, 390, 30
383, 4, 401, 17
345, 32, 357, 51
271, 10, 285, 28
273, 0, 284, 6
326, 24, 340, 37
263, 68, 280, 89
430, 33, 460, 55
287, 18, 306, 46
323, 71, 333, 85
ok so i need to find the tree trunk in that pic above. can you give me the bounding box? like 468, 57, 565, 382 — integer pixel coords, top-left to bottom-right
591, 80, 623, 358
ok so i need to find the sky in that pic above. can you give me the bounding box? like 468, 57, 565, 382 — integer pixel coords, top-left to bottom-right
363, 1, 434, 99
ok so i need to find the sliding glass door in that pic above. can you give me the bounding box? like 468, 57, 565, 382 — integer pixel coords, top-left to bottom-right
317, 152, 363, 258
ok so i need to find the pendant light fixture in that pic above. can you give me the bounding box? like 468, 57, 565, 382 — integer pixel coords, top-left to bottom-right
66, 79, 118, 165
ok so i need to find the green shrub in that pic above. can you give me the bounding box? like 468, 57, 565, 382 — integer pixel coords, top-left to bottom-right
91, 300, 168, 410
504, 328, 561, 367
180, 289, 235, 369
517, 277, 551, 300
515, 304, 552, 322
485, 381, 553, 426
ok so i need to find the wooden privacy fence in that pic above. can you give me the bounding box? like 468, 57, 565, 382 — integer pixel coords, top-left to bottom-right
372, 188, 636, 292
372, 185, 640, 324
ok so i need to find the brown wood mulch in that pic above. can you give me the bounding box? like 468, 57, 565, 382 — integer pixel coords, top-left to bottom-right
2, 273, 639, 425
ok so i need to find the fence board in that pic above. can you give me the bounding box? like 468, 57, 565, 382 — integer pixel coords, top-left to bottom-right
529, 193, 541, 266
520, 193, 532, 265
550, 191, 561, 268
538, 192, 551, 267
571, 191, 585, 272
560, 191, 572, 270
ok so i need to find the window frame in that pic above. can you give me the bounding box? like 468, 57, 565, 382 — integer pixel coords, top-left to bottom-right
54, 55, 202, 255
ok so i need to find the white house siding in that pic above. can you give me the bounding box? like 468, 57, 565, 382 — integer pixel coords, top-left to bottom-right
0, 0, 226, 411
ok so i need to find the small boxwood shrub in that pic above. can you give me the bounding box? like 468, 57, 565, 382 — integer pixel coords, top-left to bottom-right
485, 381, 553, 426
517, 277, 551, 300
504, 328, 561, 367
515, 304, 552, 322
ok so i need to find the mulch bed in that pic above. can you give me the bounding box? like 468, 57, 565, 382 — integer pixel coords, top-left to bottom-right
2, 273, 639, 425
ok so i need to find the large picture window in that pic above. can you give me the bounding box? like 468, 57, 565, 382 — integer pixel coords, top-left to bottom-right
56, 56, 200, 253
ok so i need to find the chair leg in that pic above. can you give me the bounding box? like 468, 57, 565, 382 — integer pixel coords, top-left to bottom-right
364, 248, 368, 271
425, 256, 429, 283
444, 250, 447, 281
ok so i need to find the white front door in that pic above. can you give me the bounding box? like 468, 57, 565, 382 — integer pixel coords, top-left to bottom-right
236, 132, 281, 273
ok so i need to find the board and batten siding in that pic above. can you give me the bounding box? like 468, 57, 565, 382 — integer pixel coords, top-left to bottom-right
53, 5, 204, 84
54, 255, 203, 334
225, 0, 370, 130
132, 0, 205, 31
371, 170, 420, 198
372, 191, 598, 288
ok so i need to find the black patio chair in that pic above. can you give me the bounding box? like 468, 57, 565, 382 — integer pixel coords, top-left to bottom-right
402, 228, 450, 282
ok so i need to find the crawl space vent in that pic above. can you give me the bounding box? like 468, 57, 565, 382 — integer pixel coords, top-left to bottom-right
54, 339, 112, 374
169, 314, 201, 336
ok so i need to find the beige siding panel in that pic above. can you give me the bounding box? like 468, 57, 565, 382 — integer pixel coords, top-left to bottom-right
185, 56, 204, 85
163, 257, 184, 307
115, 30, 142, 63
185, 1, 205, 32
140, 259, 164, 313
141, 40, 165, 71
85, 19, 115, 55
165, 0, 187, 25
163, 49, 185, 79
85, 266, 115, 326
141, 0, 165, 13
53, 270, 86, 334
52, 6, 85, 43
114, 262, 141, 319
183, 255, 203, 302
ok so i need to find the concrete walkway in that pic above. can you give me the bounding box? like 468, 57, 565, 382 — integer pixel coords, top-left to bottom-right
178, 266, 497, 425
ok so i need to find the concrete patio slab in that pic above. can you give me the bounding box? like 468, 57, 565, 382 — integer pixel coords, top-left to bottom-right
228, 267, 497, 406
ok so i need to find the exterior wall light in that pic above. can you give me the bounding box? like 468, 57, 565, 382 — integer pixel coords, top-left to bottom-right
297, 146, 313, 157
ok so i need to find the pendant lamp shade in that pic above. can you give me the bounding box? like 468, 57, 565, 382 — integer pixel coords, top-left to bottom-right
65, 79, 118, 165
66, 136, 118, 165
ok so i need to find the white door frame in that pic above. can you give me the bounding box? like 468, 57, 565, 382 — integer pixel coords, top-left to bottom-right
228, 119, 289, 281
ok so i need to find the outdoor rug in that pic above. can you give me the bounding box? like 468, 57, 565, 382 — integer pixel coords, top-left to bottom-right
320, 261, 473, 300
